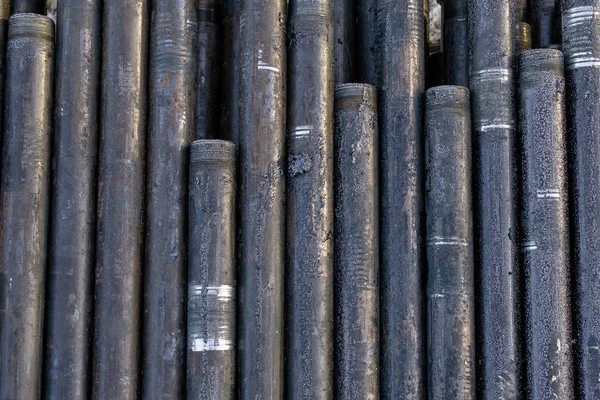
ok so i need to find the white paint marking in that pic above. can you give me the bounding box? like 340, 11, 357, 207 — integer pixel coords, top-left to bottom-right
537, 189, 560, 199
291, 125, 312, 138
258, 61, 280, 73
191, 338, 233, 352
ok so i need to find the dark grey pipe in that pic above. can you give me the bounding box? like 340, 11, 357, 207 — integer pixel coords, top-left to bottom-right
92, 0, 149, 398
356, 0, 378, 85
333, 0, 354, 83
237, 0, 286, 396
187, 140, 237, 400
425, 85, 475, 399
377, 0, 426, 397
0, 0, 8, 144
334, 83, 379, 400
529, 0, 562, 48
142, 0, 196, 398
518, 48, 574, 400
220, 0, 241, 144
468, 0, 521, 397
563, 2, 600, 397
440, 0, 469, 86
0, 13, 54, 400
44, 1, 101, 399
10, 0, 44, 14
286, 0, 334, 398
196, 0, 219, 140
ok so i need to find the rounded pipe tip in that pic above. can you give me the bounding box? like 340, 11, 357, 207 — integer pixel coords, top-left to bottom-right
9, 13, 55, 41
335, 83, 377, 110
519, 49, 564, 74
426, 85, 470, 109
190, 139, 236, 164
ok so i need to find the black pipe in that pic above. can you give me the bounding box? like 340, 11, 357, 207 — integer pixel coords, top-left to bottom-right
286, 0, 334, 398
440, 0, 469, 86
425, 85, 475, 399
142, 0, 196, 398
517, 22, 533, 54
377, 0, 426, 397
518, 48, 575, 400
238, 0, 286, 396
10, 0, 44, 14
428, 51, 445, 88
0, 13, 54, 400
468, 0, 521, 397
334, 83, 379, 399
563, 2, 600, 397
196, 0, 219, 140
333, 0, 354, 83
356, 0, 377, 85
44, 1, 101, 399
529, 0, 561, 48
92, 0, 149, 398
187, 140, 237, 400
220, 0, 241, 144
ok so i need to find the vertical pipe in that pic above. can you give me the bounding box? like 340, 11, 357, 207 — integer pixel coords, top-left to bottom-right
518, 48, 574, 400
220, 0, 241, 144
196, 0, 219, 140
378, 0, 426, 397
440, 0, 469, 86
0, 0, 8, 141
356, 0, 378, 84
92, 0, 149, 398
0, 14, 54, 400
563, 2, 600, 397
428, 52, 445, 88
333, 0, 354, 83
10, 0, 44, 14
286, 0, 334, 398
425, 85, 475, 399
517, 22, 533, 54
334, 83, 379, 399
187, 140, 237, 400
44, 1, 101, 399
238, 0, 286, 396
468, 0, 521, 397
142, 0, 196, 398
529, 0, 561, 48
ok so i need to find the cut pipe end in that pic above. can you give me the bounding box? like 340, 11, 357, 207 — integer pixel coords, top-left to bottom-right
426, 85, 470, 109
519, 49, 563, 74
9, 13, 54, 41
334, 83, 377, 111
190, 139, 236, 165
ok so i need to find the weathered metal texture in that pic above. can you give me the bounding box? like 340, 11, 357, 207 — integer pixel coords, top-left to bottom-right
10, 0, 43, 14
563, 2, 600, 397
468, 0, 522, 398
92, 0, 149, 399
356, 0, 378, 84
333, 0, 354, 82
333, 83, 379, 400
516, 0, 527, 22
425, 85, 475, 400
377, 0, 426, 397
0, 0, 8, 144
221, 0, 241, 144
428, 51, 445, 88
0, 14, 54, 400
196, 0, 219, 139
518, 48, 575, 400
44, 2, 100, 399
529, 0, 562, 47
237, 0, 286, 396
440, 0, 469, 86
187, 140, 237, 400
286, 0, 334, 398
517, 22, 533, 54
142, 0, 196, 398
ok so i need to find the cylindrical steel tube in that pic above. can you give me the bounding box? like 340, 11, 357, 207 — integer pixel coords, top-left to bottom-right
286, 0, 334, 398
518, 48, 574, 400
517, 22, 533, 54
0, 14, 54, 400
92, 1, 149, 399
440, 0, 469, 86
196, 0, 219, 139
44, 2, 101, 399
0, 0, 8, 142
529, 0, 561, 48
238, 0, 286, 396
220, 0, 241, 144
425, 85, 475, 400
377, 0, 426, 397
142, 0, 196, 398
356, 0, 377, 85
468, 0, 521, 397
10, 0, 44, 14
187, 140, 237, 400
334, 83, 379, 399
563, 2, 600, 397
333, 0, 354, 83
